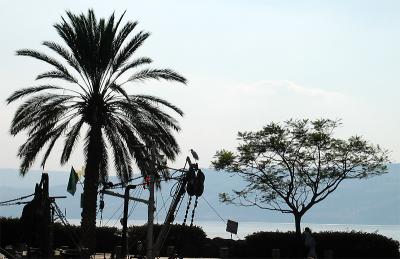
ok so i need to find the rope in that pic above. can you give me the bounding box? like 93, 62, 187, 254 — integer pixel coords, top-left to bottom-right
169, 181, 180, 197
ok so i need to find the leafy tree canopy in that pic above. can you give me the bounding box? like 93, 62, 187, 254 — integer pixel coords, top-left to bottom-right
212, 119, 389, 234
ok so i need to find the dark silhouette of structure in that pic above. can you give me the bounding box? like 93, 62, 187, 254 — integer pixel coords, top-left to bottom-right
20, 174, 51, 257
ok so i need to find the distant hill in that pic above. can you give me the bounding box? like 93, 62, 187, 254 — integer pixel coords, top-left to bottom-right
0, 164, 399, 225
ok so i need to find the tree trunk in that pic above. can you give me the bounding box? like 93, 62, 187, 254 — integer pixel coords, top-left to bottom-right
294, 213, 302, 237
294, 212, 304, 257
81, 125, 102, 254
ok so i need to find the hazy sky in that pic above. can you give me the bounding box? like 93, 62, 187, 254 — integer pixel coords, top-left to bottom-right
0, 0, 399, 173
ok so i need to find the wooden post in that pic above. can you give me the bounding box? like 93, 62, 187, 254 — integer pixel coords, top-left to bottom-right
121, 185, 136, 257
146, 146, 156, 259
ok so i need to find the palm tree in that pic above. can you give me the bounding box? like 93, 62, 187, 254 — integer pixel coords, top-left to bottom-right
7, 10, 186, 252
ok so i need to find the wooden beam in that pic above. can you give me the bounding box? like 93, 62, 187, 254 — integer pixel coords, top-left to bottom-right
100, 190, 149, 205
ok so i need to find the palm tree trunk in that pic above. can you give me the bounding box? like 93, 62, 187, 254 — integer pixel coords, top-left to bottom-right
81, 125, 102, 254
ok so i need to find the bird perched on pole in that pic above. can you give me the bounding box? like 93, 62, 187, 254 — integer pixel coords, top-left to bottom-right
190, 149, 199, 161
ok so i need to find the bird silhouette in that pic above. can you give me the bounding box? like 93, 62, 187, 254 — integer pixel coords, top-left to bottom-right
190, 149, 199, 161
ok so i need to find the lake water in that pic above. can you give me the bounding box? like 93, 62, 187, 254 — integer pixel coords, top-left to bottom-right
68, 219, 400, 241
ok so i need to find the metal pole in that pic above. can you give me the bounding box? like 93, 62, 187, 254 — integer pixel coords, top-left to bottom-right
121, 185, 136, 258
146, 147, 156, 259
153, 177, 187, 257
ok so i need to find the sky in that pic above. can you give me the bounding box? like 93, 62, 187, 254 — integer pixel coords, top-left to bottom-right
0, 0, 399, 174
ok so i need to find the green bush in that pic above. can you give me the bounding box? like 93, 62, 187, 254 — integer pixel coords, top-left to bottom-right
128, 223, 207, 257
0, 217, 23, 247
0, 217, 207, 256
244, 231, 400, 258
315, 231, 400, 258
245, 231, 303, 258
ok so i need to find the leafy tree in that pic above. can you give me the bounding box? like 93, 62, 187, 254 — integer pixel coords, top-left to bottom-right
212, 119, 389, 236
7, 10, 186, 251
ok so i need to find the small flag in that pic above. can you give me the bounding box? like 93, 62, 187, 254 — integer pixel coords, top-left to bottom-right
67, 166, 79, 195
76, 166, 85, 177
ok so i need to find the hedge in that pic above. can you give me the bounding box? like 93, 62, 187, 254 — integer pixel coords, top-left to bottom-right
243, 231, 400, 258
0, 217, 206, 256
1, 217, 399, 258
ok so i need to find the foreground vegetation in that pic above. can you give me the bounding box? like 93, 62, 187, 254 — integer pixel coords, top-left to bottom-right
1, 217, 399, 258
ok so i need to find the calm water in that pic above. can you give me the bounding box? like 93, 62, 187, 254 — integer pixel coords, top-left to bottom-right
68, 219, 400, 241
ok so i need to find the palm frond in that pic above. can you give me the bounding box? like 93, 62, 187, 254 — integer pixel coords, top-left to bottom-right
41, 122, 68, 168
113, 31, 150, 71
133, 94, 184, 116
18, 120, 68, 175
104, 83, 130, 102
127, 68, 187, 84
61, 118, 84, 164
7, 85, 63, 104
36, 70, 78, 83
112, 57, 152, 81
104, 120, 132, 182
16, 49, 76, 82
42, 41, 82, 73
113, 20, 138, 56
11, 94, 73, 135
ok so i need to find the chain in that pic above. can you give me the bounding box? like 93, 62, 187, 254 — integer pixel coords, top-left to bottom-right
182, 196, 192, 226
190, 196, 199, 227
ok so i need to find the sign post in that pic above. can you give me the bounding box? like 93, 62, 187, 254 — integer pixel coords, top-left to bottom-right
226, 219, 238, 239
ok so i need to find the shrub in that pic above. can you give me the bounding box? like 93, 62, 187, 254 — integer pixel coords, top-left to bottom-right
315, 231, 400, 258
0, 217, 23, 247
244, 231, 400, 258
128, 223, 207, 256
0, 217, 207, 256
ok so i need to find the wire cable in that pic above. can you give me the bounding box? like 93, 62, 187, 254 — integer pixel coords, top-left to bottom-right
0, 193, 34, 205
200, 196, 226, 223
127, 187, 143, 219
200, 196, 242, 239
154, 190, 171, 220
104, 199, 124, 227
0, 201, 30, 206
